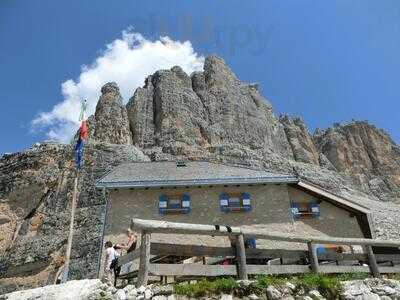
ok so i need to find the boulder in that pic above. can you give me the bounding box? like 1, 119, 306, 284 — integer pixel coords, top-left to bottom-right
115, 289, 127, 300
307, 289, 325, 300
266, 286, 282, 300
0, 279, 104, 300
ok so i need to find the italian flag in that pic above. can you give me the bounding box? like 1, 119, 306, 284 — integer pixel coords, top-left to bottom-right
78, 100, 88, 140
75, 100, 88, 169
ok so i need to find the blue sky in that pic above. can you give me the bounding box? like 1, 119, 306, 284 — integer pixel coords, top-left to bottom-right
1, 0, 400, 154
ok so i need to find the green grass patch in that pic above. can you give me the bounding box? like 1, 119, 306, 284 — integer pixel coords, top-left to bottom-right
256, 274, 288, 288
174, 277, 239, 298
299, 273, 339, 289
173, 273, 373, 298
214, 277, 240, 294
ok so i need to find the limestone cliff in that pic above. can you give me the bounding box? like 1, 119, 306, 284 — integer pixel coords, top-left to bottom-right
279, 115, 320, 165
314, 121, 400, 202
0, 143, 148, 292
126, 55, 292, 162
1, 55, 400, 294
91, 82, 133, 145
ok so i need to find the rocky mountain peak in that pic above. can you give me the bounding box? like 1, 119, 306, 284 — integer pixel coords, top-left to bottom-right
203, 55, 238, 86
314, 121, 400, 173
92, 82, 132, 145
313, 121, 400, 200
100, 81, 119, 95
125, 55, 292, 162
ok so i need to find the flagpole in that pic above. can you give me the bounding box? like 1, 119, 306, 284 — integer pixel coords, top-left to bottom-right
61, 99, 87, 283
61, 168, 80, 282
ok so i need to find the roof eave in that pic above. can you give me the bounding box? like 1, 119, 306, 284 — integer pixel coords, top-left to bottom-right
296, 180, 371, 214
95, 176, 299, 189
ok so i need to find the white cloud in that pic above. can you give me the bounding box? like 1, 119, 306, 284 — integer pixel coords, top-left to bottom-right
32, 29, 204, 143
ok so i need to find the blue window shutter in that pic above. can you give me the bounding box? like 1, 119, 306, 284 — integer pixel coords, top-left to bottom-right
159, 194, 168, 214
309, 201, 320, 218
241, 192, 252, 211
290, 202, 300, 220
219, 192, 229, 212
182, 193, 191, 213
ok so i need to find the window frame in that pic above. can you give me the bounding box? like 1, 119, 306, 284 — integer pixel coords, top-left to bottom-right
166, 195, 183, 209
220, 192, 251, 212
290, 201, 320, 220
159, 193, 191, 214
228, 194, 242, 208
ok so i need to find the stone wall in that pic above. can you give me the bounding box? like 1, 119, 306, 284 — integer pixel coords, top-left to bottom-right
287, 186, 364, 239
106, 184, 291, 230
103, 184, 365, 251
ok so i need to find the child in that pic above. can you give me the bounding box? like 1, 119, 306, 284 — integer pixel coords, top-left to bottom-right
103, 241, 118, 285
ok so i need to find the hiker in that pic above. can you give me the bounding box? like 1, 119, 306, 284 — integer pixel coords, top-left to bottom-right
115, 229, 137, 253
103, 241, 119, 285
115, 229, 138, 276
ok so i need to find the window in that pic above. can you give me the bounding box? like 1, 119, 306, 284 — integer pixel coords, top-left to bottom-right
290, 201, 320, 220
159, 193, 191, 214
220, 192, 251, 212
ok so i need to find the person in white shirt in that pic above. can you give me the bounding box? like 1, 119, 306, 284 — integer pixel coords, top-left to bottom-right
103, 241, 118, 285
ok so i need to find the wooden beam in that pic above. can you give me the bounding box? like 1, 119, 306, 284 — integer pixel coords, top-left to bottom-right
366, 245, 381, 278
130, 218, 400, 247
319, 252, 366, 261
152, 244, 366, 261
148, 264, 236, 276
319, 265, 370, 274
126, 263, 400, 278
308, 242, 319, 273
246, 248, 307, 260
247, 265, 310, 275
356, 213, 373, 239
235, 234, 248, 280
131, 218, 241, 236
150, 243, 234, 257
148, 264, 316, 276
149, 243, 308, 260
117, 248, 141, 267
136, 231, 151, 287
378, 266, 400, 273
376, 254, 400, 263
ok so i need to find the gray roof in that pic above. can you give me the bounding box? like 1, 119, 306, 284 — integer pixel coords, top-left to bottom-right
297, 180, 370, 214
96, 161, 298, 189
